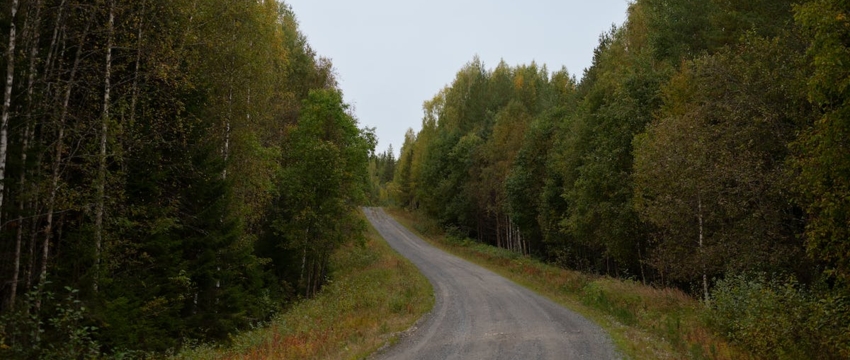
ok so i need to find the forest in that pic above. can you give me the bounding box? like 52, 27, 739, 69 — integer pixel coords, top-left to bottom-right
0, 0, 374, 357
378, 0, 850, 357
1, 0, 848, 358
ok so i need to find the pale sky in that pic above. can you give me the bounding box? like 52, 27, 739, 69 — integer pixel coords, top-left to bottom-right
285, 0, 631, 156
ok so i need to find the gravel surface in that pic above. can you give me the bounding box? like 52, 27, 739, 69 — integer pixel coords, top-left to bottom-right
364, 207, 620, 360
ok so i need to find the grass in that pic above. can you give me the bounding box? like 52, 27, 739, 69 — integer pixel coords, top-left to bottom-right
172, 210, 434, 360
385, 207, 753, 360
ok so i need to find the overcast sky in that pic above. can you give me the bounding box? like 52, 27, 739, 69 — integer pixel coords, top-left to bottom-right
285, 0, 631, 156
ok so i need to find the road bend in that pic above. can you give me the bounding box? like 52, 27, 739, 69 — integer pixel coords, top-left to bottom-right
364, 207, 619, 360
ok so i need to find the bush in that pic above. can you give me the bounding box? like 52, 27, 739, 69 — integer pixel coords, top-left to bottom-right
0, 286, 100, 359
710, 274, 850, 359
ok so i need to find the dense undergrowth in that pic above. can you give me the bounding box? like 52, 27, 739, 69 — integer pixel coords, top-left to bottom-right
173, 211, 433, 360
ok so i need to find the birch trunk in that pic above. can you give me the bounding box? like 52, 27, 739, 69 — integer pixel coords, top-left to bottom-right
94, 0, 115, 293
0, 0, 20, 228
10, 0, 43, 310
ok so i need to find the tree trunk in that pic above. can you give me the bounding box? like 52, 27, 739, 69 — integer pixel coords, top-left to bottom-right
222, 84, 231, 180
0, 0, 20, 229
42, 0, 66, 87
698, 193, 708, 304
9, 0, 43, 310
638, 243, 646, 285
305, 257, 313, 298
506, 214, 510, 251
24, 188, 39, 292
495, 213, 501, 249
94, 0, 115, 293
129, 1, 144, 126
300, 246, 306, 282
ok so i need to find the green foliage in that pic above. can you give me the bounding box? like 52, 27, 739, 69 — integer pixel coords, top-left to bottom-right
367, 144, 397, 206
174, 210, 433, 359
0, 0, 373, 356
391, 129, 417, 207
0, 287, 100, 359
261, 89, 373, 298
395, 0, 848, 358
711, 274, 850, 359
793, 0, 850, 286
643, 0, 717, 61
506, 107, 567, 255
392, 59, 576, 255
634, 34, 812, 286
553, 21, 666, 277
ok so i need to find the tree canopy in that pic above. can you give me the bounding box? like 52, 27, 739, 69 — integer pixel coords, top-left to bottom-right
0, 0, 373, 356
392, 1, 849, 355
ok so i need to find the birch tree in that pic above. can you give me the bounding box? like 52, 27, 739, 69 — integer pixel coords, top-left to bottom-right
633, 36, 810, 294
93, 0, 114, 293
0, 0, 19, 227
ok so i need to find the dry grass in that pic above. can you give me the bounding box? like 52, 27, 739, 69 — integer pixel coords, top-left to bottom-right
173, 211, 433, 360
386, 208, 750, 360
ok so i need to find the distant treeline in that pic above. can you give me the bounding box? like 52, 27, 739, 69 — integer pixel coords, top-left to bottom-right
0, 0, 373, 357
379, 0, 850, 357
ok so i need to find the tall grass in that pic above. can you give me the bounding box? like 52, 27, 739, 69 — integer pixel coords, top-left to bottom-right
173, 212, 433, 360
386, 208, 748, 360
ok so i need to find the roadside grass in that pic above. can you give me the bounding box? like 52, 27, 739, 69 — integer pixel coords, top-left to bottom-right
173, 211, 433, 360
385, 207, 751, 360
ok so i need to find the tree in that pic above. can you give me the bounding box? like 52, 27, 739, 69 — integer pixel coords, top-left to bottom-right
0, 0, 374, 355
634, 35, 811, 296
794, 0, 850, 286
266, 88, 372, 298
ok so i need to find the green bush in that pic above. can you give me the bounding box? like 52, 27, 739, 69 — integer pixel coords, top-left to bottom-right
710, 274, 850, 359
0, 286, 100, 359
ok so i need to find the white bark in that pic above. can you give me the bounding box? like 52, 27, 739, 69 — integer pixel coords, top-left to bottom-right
10, 0, 43, 310
94, 0, 114, 293
0, 0, 20, 230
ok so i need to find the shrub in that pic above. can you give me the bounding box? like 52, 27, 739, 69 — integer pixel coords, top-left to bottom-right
710, 274, 850, 359
0, 286, 100, 359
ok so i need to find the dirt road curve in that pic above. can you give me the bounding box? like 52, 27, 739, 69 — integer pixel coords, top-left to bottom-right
364, 208, 619, 360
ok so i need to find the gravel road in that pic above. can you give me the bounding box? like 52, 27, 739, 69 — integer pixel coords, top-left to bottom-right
364, 207, 619, 360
